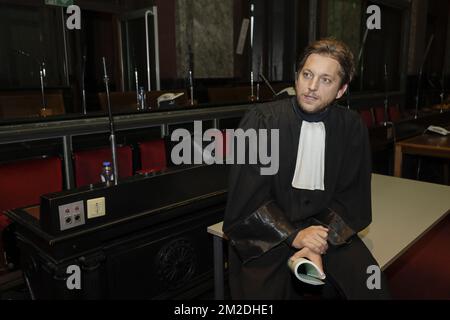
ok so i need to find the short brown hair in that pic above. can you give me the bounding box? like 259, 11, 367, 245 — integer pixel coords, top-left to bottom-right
297, 38, 355, 87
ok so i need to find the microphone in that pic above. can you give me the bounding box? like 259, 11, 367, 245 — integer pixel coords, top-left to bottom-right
14, 49, 48, 114
102, 57, 119, 186
415, 34, 434, 119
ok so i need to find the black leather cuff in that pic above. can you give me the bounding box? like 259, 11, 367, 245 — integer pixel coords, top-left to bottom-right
309, 208, 355, 246
226, 201, 296, 263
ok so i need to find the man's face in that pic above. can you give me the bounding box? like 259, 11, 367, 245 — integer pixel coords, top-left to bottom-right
295, 53, 348, 113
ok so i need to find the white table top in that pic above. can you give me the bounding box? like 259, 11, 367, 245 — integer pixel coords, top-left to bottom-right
207, 174, 450, 270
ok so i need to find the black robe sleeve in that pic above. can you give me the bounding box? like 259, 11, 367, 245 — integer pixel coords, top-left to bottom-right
223, 107, 296, 263
328, 116, 372, 235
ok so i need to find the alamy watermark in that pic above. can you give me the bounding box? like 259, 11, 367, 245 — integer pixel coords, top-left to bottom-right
66, 5, 81, 30
63, 4, 380, 32
66, 264, 81, 290
171, 121, 279, 175
366, 5, 381, 30
366, 265, 382, 290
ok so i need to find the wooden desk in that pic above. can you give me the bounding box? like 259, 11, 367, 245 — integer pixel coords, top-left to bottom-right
394, 133, 450, 177
207, 174, 450, 299
98, 90, 189, 113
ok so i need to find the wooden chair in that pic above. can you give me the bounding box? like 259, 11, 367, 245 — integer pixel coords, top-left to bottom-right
388, 105, 402, 122
137, 139, 167, 174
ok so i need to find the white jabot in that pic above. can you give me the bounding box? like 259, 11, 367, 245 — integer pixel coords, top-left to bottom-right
291, 121, 326, 191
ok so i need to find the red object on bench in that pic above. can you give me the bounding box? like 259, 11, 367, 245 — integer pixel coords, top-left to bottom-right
73, 146, 133, 187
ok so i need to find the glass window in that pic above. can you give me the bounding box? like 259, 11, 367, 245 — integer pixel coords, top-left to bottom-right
0, 4, 67, 89
319, 0, 403, 92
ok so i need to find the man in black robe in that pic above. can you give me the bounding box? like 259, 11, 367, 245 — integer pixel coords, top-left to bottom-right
223, 39, 390, 299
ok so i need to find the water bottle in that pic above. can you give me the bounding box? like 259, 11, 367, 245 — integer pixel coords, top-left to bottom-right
100, 161, 114, 185
139, 87, 146, 110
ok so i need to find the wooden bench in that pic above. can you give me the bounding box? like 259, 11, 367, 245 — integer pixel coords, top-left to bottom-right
0, 91, 65, 119
98, 90, 189, 113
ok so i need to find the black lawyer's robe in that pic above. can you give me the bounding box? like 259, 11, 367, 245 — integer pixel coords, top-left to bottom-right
223, 97, 390, 299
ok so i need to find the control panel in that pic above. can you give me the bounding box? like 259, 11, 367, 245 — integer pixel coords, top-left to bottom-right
58, 200, 85, 231
38, 165, 229, 235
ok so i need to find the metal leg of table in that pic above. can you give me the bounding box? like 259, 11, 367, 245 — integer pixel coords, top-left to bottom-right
213, 235, 224, 300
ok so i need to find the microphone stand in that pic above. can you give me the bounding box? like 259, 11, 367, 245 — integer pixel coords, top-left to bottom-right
259, 73, 277, 98
81, 52, 87, 115
189, 70, 194, 106
102, 57, 119, 186
346, 26, 368, 109
414, 34, 434, 119
357, 28, 369, 92
39, 62, 48, 116
440, 70, 445, 114
13, 49, 49, 116
249, 3, 256, 102
384, 64, 389, 126
256, 83, 260, 101
346, 86, 350, 109
383, 63, 396, 148
250, 71, 256, 101
135, 68, 140, 110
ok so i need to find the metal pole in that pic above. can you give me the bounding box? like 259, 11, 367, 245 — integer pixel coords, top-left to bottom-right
415, 35, 434, 119
81, 53, 87, 115
135, 68, 140, 109
62, 135, 74, 190
102, 57, 119, 186
145, 10, 152, 91
61, 7, 70, 87
308, 0, 318, 43
357, 28, 369, 91
384, 64, 389, 126
153, 6, 161, 90
189, 70, 194, 106
39, 63, 47, 110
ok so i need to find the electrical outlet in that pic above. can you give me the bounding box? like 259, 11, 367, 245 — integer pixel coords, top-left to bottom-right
58, 200, 85, 231
87, 197, 106, 219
